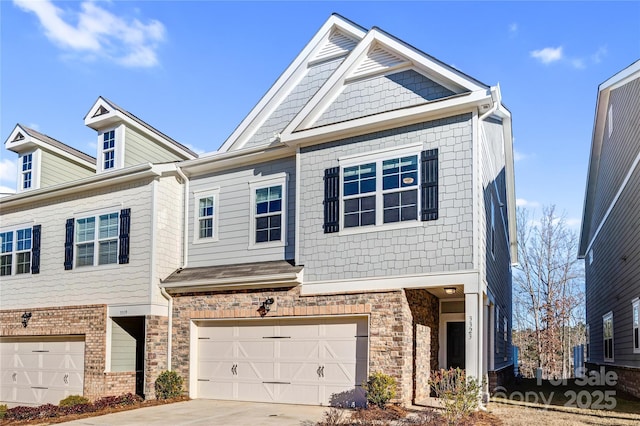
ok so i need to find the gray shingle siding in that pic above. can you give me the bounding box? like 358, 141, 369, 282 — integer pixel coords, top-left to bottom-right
589, 78, 640, 242
314, 70, 456, 127
298, 113, 473, 282
244, 58, 345, 148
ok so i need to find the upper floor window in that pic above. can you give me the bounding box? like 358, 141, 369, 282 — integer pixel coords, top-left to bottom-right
585, 324, 590, 361
194, 189, 219, 242
324, 145, 438, 234
65, 208, 130, 270
633, 300, 639, 354
503, 316, 508, 360
603, 312, 614, 362
491, 197, 496, 257
102, 130, 116, 170
249, 174, 287, 248
0, 226, 41, 276
22, 153, 33, 189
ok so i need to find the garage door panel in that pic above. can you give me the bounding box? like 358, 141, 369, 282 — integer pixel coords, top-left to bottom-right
278, 340, 320, 359
199, 340, 234, 358
237, 381, 275, 402
279, 322, 320, 338
237, 323, 275, 338
279, 383, 320, 405
236, 361, 273, 381
237, 340, 274, 359
278, 361, 320, 382
198, 379, 234, 400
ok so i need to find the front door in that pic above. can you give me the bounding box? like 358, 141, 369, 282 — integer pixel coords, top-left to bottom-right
446, 322, 465, 369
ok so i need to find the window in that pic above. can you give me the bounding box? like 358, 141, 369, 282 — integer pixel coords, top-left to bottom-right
607, 104, 613, 138
495, 305, 500, 354
0, 227, 34, 276
342, 153, 419, 229
102, 130, 116, 170
585, 324, 590, 361
76, 212, 119, 267
491, 197, 496, 257
249, 175, 287, 248
194, 189, 219, 242
22, 153, 33, 189
503, 317, 508, 360
603, 312, 614, 362
633, 300, 639, 354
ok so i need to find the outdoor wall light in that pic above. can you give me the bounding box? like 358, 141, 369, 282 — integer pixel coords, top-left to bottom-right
257, 297, 275, 317
21, 312, 32, 327
444, 287, 457, 295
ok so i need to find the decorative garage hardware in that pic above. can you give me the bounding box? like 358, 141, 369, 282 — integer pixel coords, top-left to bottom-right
12, 373, 17, 383
262, 381, 291, 384
64, 374, 69, 384
21, 312, 32, 327
262, 336, 291, 339
231, 364, 238, 375
257, 297, 274, 317
31, 386, 48, 389
316, 366, 325, 377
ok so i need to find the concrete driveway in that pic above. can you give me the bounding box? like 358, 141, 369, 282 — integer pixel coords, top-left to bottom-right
61, 399, 330, 425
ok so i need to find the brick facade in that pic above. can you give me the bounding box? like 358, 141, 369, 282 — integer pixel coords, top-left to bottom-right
169, 286, 440, 406
0, 305, 136, 400
144, 315, 168, 398
586, 362, 640, 400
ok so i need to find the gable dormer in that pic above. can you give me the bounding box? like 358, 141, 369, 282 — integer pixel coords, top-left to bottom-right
84, 97, 198, 173
4, 124, 96, 193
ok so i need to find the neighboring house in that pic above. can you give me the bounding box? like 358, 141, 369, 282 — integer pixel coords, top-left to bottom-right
1, 13, 516, 409
0, 98, 197, 405
579, 59, 640, 399
161, 14, 517, 407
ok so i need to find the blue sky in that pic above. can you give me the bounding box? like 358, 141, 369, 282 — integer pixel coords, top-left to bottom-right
1, 1, 639, 228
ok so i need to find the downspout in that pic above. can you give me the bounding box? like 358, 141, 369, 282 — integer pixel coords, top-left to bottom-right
159, 166, 189, 371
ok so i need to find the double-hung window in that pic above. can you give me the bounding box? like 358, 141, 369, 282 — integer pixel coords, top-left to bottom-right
68, 209, 130, 269
343, 163, 376, 227
0, 226, 40, 276
194, 189, 219, 242
102, 130, 116, 170
603, 312, 614, 362
633, 300, 639, 354
22, 153, 33, 190
249, 174, 287, 248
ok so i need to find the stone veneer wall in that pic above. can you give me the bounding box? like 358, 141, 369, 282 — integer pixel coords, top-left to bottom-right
170, 286, 438, 406
586, 362, 640, 400
0, 305, 135, 400
144, 315, 168, 399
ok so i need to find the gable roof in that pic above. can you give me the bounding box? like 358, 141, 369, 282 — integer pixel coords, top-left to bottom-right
579, 59, 640, 257
84, 96, 198, 159
218, 14, 492, 153
5, 124, 96, 169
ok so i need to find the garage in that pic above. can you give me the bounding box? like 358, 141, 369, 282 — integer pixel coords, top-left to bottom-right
195, 316, 368, 406
0, 336, 85, 406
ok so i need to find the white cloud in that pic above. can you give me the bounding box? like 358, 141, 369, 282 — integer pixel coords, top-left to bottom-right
0, 186, 16, 197
516, 198, 540, 208
185, 143, 206, 155
513, 149, 526, 162
0, 158, 17, 183
571, 58, 586, 69
13, 0, 165, 68
509, 23, 518, 34
591, 46, 607, 64
530, 46, 563, 64
566, 217, 582, 229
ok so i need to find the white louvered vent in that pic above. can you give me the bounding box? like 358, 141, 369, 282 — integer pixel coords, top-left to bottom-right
351, 44, 409, 78
313, 30, 359, 62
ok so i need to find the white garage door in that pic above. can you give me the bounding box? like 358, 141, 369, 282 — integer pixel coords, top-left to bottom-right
0, 336, 85, 406
196, 317, 368, 406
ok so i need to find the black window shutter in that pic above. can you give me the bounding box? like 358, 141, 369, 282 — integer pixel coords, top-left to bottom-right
64, 219, 74, 270
323, 167, 340, 233
421, 149, 439, 221
31, 224, 41, 274
119, 208, 131, 264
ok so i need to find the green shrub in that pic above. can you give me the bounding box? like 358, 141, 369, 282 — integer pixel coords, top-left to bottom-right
155, 370, 184, 399
429, 368, 482, 425
363, 372, 397, 408
0, 404, 7, 419
59, 394, 90, 407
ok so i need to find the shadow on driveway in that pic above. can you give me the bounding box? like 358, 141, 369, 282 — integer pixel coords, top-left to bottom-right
61, 399, 329, 425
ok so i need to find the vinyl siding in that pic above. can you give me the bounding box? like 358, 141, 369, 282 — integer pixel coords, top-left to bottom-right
186, 157, 296, 267
0, 178, 155, 310
124, 127, 184, 167
39, 149, 94, 188
110, 318, 137, 372
298, 113, 474, 282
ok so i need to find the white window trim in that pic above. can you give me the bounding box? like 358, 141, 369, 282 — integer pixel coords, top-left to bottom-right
585, 323, 590, 361
193, 188, 220, 244
98, 125, 125, 173
16, 150, 41, 192
503, 316, 508, 361
633, 299, 640, 354
603, 311, 614, 362
491, 196, 496, 259
0, 222, 34, 276
607, 104, 613, 138
248, 173, 287, 250
74, 207, 121, 268
338, 144, 422, 233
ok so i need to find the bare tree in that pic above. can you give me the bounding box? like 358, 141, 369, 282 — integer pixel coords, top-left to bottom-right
513, 205, 584, 379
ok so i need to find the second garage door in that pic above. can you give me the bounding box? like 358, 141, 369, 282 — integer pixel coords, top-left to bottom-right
196, 317, 368, 406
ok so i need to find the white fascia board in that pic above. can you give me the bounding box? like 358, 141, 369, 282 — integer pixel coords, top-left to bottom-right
301, 270, 479, 296
162, 273, 302, 293
5, 125, 96, 170
283, 90, 489, 149
600, 59, 640, 92
0, 163, 160, 209
217, 15, 366, 153
108, 303, 168, 317
495, 104, 518, 263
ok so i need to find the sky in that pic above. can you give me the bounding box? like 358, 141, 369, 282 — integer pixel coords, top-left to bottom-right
1, 1, 639, 230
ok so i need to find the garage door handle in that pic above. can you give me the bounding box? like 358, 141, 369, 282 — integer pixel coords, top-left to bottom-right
12, 373, 17, 382
231, 364, 237, 375
317, 366, 324, 378
64, 374, 69, 384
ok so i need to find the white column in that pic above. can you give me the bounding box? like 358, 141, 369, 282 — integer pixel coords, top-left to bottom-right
465, 292, 481, 381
